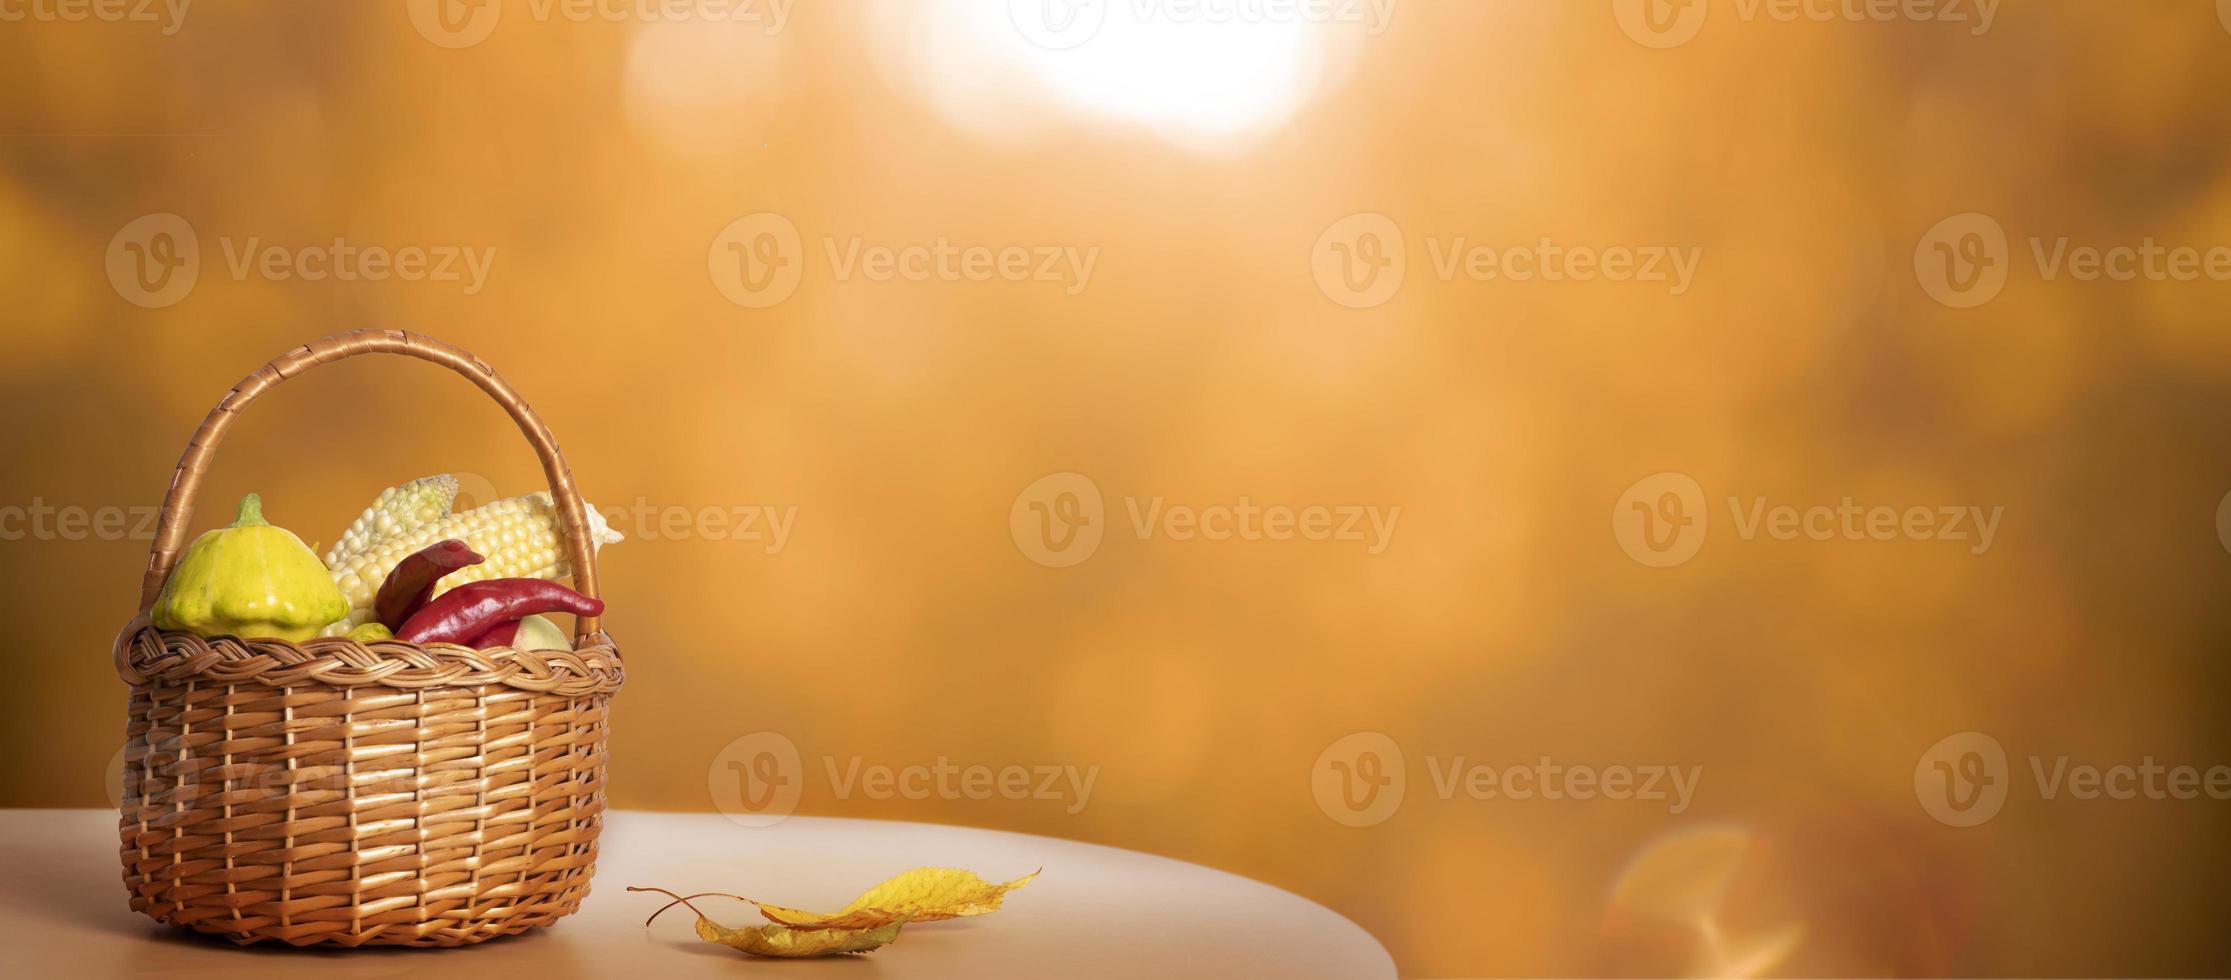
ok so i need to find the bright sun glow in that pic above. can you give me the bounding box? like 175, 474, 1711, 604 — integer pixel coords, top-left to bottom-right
998, 3, 1318, 135
880, 0, 1356, 149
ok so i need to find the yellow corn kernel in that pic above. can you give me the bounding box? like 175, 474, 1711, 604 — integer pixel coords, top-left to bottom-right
323, 474, 458, 568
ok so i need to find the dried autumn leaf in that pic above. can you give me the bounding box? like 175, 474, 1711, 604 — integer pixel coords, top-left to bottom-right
696, 911, 908, 957
752, 867, 1040, 929
629, 887, 907, 958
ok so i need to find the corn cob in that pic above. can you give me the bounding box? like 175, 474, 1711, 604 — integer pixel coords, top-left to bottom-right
328, 490, 622, 626
323, 474, 459, 568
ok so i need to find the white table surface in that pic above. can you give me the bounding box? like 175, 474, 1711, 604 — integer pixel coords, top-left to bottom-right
1, 809, 1394, 979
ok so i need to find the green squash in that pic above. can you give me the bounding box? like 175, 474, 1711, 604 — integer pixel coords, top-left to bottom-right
345, 622, 394, 643
153, 493, 348, 642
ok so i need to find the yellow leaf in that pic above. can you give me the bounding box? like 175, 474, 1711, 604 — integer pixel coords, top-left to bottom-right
695, 912, 908, 958
753, 867, 1040, 929
630, 887, 907, 959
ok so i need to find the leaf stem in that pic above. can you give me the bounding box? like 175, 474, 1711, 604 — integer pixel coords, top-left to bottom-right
626, 885, 753, 928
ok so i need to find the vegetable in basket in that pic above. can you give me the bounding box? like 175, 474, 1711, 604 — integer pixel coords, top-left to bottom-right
327, 484, 622, 626
396, 578, 604, 646
117, 330, 624, 949
152, 493, 349, 642
469, 613, 571, 651
372, 538, 484, 629
323, 474, 458, 568
345, 622, 394, 642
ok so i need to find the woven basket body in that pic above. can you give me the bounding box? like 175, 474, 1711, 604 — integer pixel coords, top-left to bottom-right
115, 331, 623, 946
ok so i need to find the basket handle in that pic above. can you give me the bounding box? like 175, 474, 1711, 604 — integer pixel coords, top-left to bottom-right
136, 329, 604, 638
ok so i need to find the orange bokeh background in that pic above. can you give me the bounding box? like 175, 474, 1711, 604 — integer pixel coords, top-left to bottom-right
6, 2, 2231, 975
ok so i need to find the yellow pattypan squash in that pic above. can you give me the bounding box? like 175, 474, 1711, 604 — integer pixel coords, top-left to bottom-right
345, 622, 394, 643
153, 493, 348, 642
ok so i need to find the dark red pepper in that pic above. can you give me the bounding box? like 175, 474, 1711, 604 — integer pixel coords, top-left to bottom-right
469, 619, 521, 649
396, 578, 604, 646
373, 538, 484, 629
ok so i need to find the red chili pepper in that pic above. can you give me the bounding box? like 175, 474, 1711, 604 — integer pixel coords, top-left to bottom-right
469, 619, 521, 649
396, 578, 603, 646
373, 539, 485, 629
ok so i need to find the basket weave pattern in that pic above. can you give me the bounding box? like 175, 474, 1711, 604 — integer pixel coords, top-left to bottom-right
114, 331, 624, 946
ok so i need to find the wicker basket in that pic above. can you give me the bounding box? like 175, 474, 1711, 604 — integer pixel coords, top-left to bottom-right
112, 330, 625, 947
